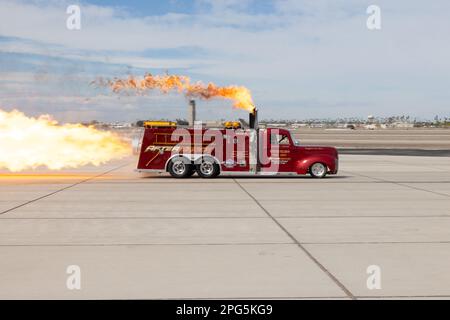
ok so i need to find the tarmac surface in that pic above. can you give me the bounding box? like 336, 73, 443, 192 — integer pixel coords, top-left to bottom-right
0, 154, 450, 299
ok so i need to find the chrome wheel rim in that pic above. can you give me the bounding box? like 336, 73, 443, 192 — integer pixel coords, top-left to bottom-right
311, 163, 326, 177
172, 160, 186, 175
200, 161, 214, 176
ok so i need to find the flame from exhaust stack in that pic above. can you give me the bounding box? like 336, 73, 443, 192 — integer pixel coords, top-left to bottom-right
95, 73, 255, 113
0, 109, 130, 172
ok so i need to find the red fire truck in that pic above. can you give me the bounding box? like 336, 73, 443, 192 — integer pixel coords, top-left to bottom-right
136, 110, 338, 178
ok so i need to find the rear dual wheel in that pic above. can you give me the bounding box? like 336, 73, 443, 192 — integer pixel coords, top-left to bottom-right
196, 158, 220, 178
168, 158, 194, 178
168, 157, 220, 178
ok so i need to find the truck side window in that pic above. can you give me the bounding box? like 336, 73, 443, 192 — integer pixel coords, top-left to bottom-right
271, 133, 290, 145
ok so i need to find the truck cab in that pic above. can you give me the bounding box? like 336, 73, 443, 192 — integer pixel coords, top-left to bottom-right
259, 128, 338, 177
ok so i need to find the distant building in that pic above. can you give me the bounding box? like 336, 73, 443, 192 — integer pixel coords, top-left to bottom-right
392, 122, 414, 128
267, 123, 287, 127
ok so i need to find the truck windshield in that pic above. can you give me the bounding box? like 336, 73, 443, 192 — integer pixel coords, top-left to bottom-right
287, 130, 300, 146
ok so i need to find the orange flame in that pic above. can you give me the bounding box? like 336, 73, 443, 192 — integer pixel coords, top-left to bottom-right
95, 73, 255, 113
0, 109, 130, 172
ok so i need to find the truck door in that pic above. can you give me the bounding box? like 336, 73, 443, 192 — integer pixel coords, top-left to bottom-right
261, 129, 293, 173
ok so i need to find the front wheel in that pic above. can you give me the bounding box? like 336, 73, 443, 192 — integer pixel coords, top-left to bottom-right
309, 162, 327, 178
196, 158, 220, 178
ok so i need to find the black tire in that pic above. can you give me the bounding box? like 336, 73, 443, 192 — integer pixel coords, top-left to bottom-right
168, 157, 193, 178
309, 162, 327, 178
196, 157, 220, 178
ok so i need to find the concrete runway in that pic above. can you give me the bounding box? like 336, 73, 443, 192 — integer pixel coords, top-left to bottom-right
0, 154, 450, 299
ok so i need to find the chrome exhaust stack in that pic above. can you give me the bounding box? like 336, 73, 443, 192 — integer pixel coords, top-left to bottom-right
249, 108, 258, 130
188, 100, 196, 126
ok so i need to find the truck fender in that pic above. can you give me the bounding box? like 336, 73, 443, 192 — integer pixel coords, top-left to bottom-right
296, 156, 335, 174
192, 155, 220, 166
164, 154, 221, 171
164, 155, 191, 171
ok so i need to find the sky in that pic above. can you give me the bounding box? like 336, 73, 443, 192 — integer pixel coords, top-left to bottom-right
0, 0, 449, 122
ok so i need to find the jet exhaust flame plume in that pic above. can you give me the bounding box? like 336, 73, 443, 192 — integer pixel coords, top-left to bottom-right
0, 109, 130, 172
94, 73, 256, 113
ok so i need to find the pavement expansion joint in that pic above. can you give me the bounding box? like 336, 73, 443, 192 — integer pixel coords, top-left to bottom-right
232, 178, 357, 300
